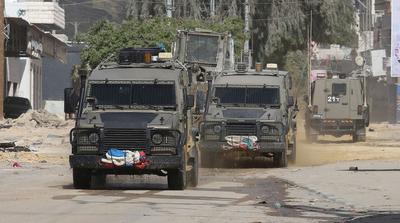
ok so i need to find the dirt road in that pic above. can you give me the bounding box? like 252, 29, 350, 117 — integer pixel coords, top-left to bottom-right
295, 122, 400, 166
1, 122, 400, 222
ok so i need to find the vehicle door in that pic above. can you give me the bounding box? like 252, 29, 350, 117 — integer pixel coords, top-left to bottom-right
325, 79, 350, 119
349, 79, 364, 119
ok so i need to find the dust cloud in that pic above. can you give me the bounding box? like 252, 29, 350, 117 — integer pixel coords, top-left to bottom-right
294, 120, 400, 167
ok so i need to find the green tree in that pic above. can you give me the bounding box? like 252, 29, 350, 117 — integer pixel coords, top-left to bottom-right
284, 50, 308, 98
252, 0, 357, 67
79, 17, 245, 68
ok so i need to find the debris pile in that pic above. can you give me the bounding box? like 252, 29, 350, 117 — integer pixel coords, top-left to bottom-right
0, 110, 69, 128
0, 142, 32, 152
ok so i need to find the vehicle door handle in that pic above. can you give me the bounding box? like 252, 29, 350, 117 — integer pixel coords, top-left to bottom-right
342, 103, 348, 105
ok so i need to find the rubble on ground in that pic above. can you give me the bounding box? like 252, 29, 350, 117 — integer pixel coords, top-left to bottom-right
0, 142, 33, 152
0, 110, 70, 128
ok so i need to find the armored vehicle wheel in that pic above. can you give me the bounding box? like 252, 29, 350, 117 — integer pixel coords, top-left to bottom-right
353, 127, 367, 142
168, 169, 187, 190
288, 136, 297, 162
352, 134, 358, 142
92, 173, 106, 188
187, 149, 199, 187
273, 151, 288, 168
306, 132, 317, 143
73, 168, 92, 189
200, 151, 216, 168
357, 135, 366, 142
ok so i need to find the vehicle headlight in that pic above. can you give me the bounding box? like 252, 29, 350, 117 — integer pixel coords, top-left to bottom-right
261, 126, 270, 134
88, 133, 99, 144
152, 133, 163, 145
213, 125, 222, 133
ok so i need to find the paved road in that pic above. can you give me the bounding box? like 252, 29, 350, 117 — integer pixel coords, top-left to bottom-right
1, 160, 400, 223
0, 162, 338, 223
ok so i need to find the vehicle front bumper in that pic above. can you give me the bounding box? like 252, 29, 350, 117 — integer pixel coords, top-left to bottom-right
69, 155, 182, 170
198, 141, 286, 154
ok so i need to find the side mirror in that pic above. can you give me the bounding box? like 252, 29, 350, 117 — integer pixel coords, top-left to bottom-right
211, 97, 219, 104
195, 91, 206, 114
64, 88, 75, 113
288, 96, 294, 107
196, 73, 205, 82
303, 95, 309, 104
187, 94, 195, 108
86, 97, 96, 106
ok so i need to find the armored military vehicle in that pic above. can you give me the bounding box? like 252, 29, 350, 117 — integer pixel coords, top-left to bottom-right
305, 70, 369, 142
64, 48, 199, 190
198, 63, 298, 167
173, 29, 235, 115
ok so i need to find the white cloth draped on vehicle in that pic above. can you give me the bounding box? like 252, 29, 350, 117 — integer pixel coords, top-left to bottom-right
223, 136, 260, 151
101, 148, 146, 167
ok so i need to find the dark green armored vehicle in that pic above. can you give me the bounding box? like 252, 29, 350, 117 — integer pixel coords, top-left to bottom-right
198, 63, 298, 167
65, 48, 199, 190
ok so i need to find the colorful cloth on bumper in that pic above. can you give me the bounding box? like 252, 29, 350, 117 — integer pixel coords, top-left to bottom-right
101, 148, 149, 169
223, 136, 260, 151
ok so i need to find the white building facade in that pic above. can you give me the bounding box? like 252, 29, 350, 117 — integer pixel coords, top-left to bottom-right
4, 0, 66, 110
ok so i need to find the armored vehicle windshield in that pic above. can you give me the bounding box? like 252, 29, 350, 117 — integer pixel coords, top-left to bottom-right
88, 81, 176, 110
214, 86, 280, 107
186, 34, 219, 65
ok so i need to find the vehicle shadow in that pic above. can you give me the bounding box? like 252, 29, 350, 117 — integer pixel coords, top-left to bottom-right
61, 175, 169, 190
313, 139, 354, 144
202, 157, 276, 169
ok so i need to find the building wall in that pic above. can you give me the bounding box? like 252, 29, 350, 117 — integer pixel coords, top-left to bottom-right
43, 44, 82, 101
7, 57, 43, 109
5, 0, 65, 30
42, 43, 82, 115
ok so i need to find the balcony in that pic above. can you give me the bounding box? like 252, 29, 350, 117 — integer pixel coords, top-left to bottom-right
5, 0, 65, 30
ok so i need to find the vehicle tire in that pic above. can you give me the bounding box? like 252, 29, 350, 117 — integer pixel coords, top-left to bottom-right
357, 135, 366, 142
352, 134, 358, 143
353, 127, 366, 142
168, 169, 186, 190
306, 131, 317, 143
365, 109, 370, 127
188, 149, 199, 187
288, 136, 297, 163
73, 168, 92, 189
273, 151, 288, 168
92, 173, 106, 189
200, 151, 216, 168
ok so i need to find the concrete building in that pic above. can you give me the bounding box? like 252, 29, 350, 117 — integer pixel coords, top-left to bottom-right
4, 0, 66, 110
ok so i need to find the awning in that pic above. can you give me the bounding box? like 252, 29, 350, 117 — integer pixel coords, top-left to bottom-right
5, 17, 67, 63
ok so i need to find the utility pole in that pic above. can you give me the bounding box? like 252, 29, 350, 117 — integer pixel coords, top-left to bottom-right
210, 0, 215, 17
0, 0, 4, 120
67, 21, 89, 41
308, 10, 313, 108
166, 0, 173, 18
244, 0, 250, 66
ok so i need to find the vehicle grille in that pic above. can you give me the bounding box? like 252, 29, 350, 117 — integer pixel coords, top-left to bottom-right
103, 128, 147, 149
226, 123, 257, 136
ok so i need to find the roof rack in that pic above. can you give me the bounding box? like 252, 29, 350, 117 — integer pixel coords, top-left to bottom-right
118, 47, 164, 65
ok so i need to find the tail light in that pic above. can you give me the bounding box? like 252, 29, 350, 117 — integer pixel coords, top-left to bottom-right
357, 105, 363, 115
313, 105, 318, 114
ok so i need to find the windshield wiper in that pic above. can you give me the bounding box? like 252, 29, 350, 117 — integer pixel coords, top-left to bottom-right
113, 105, 125, 110
269, 104, 281, 109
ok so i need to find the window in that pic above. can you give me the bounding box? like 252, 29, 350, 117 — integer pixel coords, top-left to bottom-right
332, 83, 346, 96
89, 83, 176, 107
186, 34, 219, 64
214, 87, 280, 105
